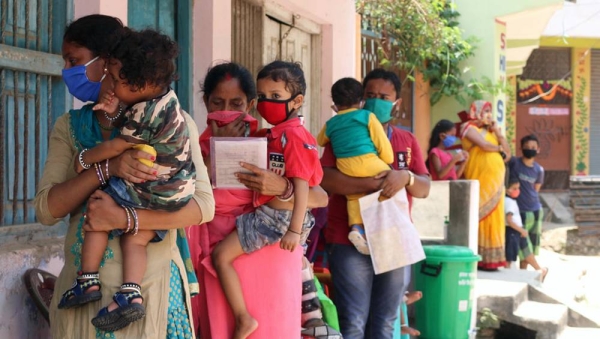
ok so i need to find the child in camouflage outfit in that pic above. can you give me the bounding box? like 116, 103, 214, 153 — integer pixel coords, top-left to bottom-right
58, 28, 195, 332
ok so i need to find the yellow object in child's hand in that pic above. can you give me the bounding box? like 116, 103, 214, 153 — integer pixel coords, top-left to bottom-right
132, 144, 156, 167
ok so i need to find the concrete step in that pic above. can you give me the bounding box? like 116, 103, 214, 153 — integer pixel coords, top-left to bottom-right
476, 279, 529, 319
512, 301, 568, 339
559, 326, 600, 339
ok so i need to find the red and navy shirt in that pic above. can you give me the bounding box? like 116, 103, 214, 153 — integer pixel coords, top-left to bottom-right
255, 118, 323, 207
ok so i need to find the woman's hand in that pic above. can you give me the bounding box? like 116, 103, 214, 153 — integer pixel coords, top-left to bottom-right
374, 170, 408, 198
109, 149, 157, 184
83, 190, 126, 232
235, 162, 287, 196
211, 113, 247, 138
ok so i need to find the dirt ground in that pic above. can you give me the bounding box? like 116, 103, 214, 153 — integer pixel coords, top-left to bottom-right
539, 222, 600, 323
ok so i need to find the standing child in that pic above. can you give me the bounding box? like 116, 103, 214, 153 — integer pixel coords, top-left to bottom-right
427, 119, 469, 180
212, 60, 322, 339
508, 134, 545, 270
505, 178, 548, 280
317, 77, 393, 255
57, 29, 196, 332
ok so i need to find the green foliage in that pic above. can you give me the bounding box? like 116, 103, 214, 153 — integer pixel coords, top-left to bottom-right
505, 84, 516, 155
357, 0, 500, 105
574, 77, 589, 173
477, 308, 500, 330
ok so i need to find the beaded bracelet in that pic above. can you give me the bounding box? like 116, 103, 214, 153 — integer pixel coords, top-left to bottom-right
104, 159, 110, 181
78, 149, 91, 170
278, 177, 295, 202
126, 206, 139, 235
122, 206, 132, 233
93, 163, 106, 187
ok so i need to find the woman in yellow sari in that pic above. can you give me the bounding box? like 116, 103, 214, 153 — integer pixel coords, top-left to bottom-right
460, 100, 511, 270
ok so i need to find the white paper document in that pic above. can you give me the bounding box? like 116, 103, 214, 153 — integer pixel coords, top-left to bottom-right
210, 137, 268, 189
359, 189, 425, 275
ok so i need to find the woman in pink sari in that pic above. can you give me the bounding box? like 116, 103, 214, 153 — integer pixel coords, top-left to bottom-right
188, 62, 328, 338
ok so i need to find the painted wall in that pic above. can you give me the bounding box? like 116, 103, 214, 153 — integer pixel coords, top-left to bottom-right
194, 0, 357, 130
431, 0, 562, 132
571, 48, 591, 176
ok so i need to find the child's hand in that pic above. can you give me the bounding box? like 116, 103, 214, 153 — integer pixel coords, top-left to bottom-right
280, 230, 300, 252
520, 229, 529, 238
93, 91, 120, 114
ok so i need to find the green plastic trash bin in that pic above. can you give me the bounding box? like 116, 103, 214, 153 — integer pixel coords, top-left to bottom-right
413, 245, 481, 339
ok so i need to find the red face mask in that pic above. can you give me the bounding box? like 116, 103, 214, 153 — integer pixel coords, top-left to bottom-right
256, 96, 297, 125
508, 189, 520, 199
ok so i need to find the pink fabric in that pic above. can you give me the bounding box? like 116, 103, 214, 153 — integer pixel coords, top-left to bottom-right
187, 189, 302, 339
429, 147, 458, 181
199, 111, 259, 157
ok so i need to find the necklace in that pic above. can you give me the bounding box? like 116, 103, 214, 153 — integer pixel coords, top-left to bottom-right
104, 105, 124, 122
98, 121, 114, 131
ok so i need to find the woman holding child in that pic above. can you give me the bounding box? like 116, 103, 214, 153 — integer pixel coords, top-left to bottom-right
34, 15, 214, 338
188, 62, 329, 339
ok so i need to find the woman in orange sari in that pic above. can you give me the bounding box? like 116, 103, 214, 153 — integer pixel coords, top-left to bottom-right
460, 100, 511, 270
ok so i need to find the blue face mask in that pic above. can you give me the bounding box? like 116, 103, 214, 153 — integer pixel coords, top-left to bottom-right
62, 56, 106, 103
363, 98, 395, 124
442, 135, 457, 148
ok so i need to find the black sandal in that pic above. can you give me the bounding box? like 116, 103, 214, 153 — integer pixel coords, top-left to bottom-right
57, 272, 102, 309
91, 283, 145, 332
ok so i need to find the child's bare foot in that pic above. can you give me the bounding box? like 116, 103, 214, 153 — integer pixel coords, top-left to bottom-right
401, 325, 421, 336
538, 267, 549, 283
404, 291, 423, 305
234, 314, 258, 339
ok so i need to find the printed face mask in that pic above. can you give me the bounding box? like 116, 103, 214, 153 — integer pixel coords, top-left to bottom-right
62, 56, 106, 103
522, 149, 537, 159
363, 98, 396, 124
256, 95, 297, 125
442, 135, 457, 148
508, 188, 520, 199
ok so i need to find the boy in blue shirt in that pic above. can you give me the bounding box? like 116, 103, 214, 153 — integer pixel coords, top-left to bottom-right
508, 134, 545, 270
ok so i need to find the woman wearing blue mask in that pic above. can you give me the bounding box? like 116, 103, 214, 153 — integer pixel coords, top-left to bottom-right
34, 14, 214, 339
427, 119, 469, 180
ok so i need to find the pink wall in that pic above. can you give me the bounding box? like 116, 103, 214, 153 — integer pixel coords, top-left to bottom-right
193, 0, 357, 129
74, 0, 128, 25
71, 0, 357, 130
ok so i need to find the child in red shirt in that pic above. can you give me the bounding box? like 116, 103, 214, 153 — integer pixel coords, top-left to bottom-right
212, 60, 322, 339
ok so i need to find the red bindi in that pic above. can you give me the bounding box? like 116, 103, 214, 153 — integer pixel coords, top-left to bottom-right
224, 73, 233, 81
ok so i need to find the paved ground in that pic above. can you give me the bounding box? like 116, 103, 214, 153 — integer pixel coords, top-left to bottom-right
536, 222, 600, 324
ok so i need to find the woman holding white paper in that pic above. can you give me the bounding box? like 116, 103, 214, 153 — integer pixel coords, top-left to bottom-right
189, 62, 329, 339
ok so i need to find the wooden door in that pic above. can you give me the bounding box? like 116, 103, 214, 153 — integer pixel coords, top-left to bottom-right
516, 104, 571, 189
0, 0, 70, 225
264, 16, 316, 134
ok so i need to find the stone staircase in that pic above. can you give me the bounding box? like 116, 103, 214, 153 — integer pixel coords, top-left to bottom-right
476, 279, 600, 338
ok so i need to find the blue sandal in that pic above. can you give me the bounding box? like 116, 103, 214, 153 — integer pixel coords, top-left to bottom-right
91, 283, 145, 332
57, 272, 102, 309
